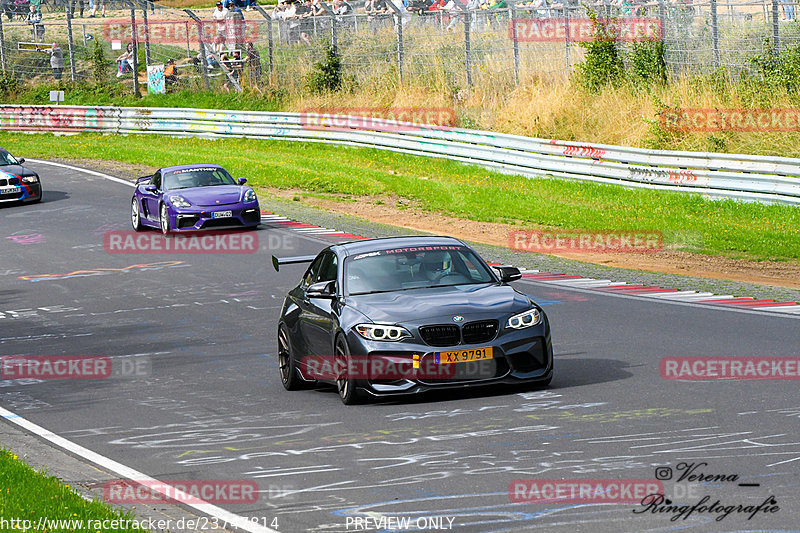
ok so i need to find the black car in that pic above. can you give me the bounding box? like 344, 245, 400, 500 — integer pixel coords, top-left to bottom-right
0, 148, 42, 205
274, 236, 553, 404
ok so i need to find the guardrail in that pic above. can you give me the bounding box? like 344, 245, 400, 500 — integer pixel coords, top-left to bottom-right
2, 105, 799, 205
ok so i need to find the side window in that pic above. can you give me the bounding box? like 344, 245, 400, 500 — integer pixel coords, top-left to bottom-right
302, 255, 324, 288
318, 253, 338, 283
151, 171, 162, 190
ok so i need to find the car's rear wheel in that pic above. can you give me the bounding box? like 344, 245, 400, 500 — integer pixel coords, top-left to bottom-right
131, 198, 143, 231
160, 204, 170, 235
278, 324, 306, 390
335, 335, 362, 405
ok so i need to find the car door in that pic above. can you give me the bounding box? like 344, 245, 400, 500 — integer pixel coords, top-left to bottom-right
297, 251, 340, 357
143, 171, 162, 220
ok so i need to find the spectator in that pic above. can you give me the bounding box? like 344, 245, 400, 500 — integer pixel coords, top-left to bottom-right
366, 0, 389, 31
782, 0, 796, 20
212, 0, 229, 55
25, 5, 44, 41
89, 0, 104, 17
390, 0, 412, 25
69, 0, 83, 18
272, 0, 287, 18
406, 0, 428, 14
221, 49, 243, 91
116, 42, 134, 77
38, 42, 63, 80
293, 0, 313, 44
333, 0, 353, 16
164, 58, 178, 86
246, 42, 261, 87
225, 2, 246, 52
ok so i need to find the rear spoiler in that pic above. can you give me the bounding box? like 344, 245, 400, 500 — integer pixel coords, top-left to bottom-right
272, 254, 316, 272
135, 175, 152, 183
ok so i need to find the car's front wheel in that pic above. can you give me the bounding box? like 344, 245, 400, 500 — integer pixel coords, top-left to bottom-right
335, 334, 362, 405
160, 204, 171, 235
131, 198, 143, 231
278, 324, 307, 391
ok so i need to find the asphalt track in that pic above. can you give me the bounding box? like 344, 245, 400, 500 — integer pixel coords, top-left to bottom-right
1, 161, 799, 533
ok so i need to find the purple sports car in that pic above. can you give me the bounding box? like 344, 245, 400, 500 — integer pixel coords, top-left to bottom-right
131, 164, 260, 234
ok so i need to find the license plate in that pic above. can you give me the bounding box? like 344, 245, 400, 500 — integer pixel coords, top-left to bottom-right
434, 347, 493, 364
212, 210, 232, 219
0, 186, 17, 194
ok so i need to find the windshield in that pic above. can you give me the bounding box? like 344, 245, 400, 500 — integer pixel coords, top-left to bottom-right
0, 151, 19, 166
163, 167, 235, 190
345, 245, 496, 295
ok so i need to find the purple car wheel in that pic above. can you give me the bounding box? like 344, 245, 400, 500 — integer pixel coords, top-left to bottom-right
131, 199, 143, 231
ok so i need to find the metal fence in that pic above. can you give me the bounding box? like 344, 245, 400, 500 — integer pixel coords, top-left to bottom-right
1, 0, 800, 92
2, 104, 798, 204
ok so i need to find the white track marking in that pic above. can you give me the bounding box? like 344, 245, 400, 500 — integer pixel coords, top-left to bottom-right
0, 406, 277, 533
27, 159, 135, 188
9, 159, 283, 532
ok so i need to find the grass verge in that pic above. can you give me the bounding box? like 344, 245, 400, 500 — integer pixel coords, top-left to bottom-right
0, 449, 146, 532
4, 132, 798, 261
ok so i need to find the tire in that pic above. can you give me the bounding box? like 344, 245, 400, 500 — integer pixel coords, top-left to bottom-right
335, 335, 362, 405
131, 198, 143, 231
278, 324, 307, 391
159, 203, 171, 235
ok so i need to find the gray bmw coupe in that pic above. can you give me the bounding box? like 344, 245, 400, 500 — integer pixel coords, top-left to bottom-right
274, 236, 553, 404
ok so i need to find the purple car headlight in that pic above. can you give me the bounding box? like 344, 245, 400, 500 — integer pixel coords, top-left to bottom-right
243, 188, 257, 203
169, 195, 191, 208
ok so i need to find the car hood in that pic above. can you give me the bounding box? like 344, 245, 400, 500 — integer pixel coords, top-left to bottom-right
346, 283, 533, 324
0, 165, 37, 180
170, 185, 243, 206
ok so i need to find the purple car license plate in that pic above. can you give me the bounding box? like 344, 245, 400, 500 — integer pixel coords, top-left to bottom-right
212, 210, 233, 219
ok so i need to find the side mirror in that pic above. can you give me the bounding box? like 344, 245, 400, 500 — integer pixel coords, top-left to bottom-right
494, 266, 522, 283
17, 157, 25, 164
237, 177, 247, 185
144, 184, 158, 192
307, 280, 336, 299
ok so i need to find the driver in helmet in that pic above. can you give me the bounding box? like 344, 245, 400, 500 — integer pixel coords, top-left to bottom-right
420, 251, 451, 281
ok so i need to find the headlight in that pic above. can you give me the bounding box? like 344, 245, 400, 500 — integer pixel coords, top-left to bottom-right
21, 175, 38, 183
169, 195, 191, 208
243, 189, 257, 203
506, 308, 541, 329
355, 324, 412, 341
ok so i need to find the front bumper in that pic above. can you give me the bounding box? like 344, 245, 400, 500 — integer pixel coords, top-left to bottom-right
168, 202, 260, 231
0, 183, 41, 203
341, 325, 553, 397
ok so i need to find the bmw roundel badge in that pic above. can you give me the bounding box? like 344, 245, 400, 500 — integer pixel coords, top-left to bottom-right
453, 316, 464, 322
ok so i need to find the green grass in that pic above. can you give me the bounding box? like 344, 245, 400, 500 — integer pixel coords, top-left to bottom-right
0, 449, 146, 532
6, 84, 286, 111
4, 132, 798, 261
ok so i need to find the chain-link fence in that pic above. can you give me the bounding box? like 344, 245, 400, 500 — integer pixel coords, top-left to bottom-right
0, 0, 798, 93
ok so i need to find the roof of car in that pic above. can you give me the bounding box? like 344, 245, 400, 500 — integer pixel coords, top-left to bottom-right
334, 235, 467, 255
160, 164, 226, 173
